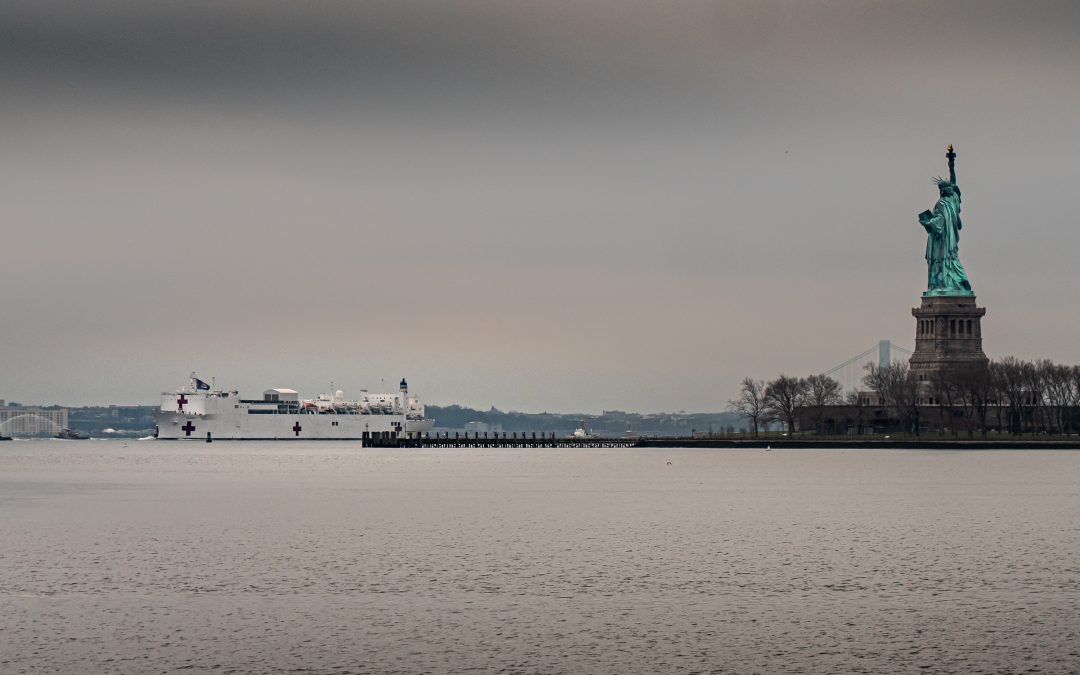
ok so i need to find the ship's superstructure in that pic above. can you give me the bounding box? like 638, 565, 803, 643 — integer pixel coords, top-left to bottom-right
155, 377, 433, 442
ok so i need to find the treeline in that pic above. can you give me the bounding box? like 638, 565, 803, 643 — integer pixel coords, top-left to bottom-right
427, 405, 743, 436
861, 357, 1080, 437
729, 357, 1080, 438
726, 374, 843, 437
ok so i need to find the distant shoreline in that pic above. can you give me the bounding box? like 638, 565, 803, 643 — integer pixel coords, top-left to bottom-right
402, 436, 1080, 449
639, 438, 1080, 450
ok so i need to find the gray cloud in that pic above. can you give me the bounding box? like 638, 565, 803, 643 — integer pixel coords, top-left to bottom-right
2, 1, 1080, 410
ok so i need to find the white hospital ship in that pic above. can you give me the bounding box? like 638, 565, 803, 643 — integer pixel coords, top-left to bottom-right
155, 376, 433, 441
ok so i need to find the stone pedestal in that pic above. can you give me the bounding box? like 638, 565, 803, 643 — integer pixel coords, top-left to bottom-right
909, 295, 987, 380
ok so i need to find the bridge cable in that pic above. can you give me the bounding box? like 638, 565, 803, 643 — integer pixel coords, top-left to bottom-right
822, 345, 881, 377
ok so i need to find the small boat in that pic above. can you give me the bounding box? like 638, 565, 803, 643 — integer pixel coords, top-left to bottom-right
571, 420, 596, 439
0, 435, 12, 441
54, 429, 90, 440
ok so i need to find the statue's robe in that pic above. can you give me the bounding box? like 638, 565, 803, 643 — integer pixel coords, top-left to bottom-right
923, 190, 971, 293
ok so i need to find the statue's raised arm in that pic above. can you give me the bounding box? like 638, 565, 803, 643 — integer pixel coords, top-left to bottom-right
947, 143, 957, 186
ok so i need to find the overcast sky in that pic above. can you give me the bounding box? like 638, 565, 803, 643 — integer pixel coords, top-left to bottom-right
3, 1, 1080, 411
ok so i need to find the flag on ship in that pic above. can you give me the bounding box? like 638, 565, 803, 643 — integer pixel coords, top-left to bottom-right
193, 375, 211, 391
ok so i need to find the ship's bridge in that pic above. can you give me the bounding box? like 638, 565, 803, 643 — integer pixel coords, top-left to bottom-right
263, 388, 299, 403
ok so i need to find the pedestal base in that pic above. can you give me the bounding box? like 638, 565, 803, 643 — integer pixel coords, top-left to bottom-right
909, 295, 987, 380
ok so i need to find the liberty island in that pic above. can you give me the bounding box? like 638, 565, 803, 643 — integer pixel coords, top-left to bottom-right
731, 143, 1071, 441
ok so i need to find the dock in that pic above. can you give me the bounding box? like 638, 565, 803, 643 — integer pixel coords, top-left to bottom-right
373, 433, 1080, 450
386, 432, 638, 448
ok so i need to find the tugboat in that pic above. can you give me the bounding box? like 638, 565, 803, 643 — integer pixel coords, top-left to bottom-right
54, 428, 90, 440
0, 435, 12, 441
571, 420, 596, 439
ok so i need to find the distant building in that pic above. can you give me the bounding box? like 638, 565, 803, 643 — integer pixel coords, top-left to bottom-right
67, 405, 158, 436
856, 391, 885, 407
464, 421, 503, 434
0, 407, 68, 437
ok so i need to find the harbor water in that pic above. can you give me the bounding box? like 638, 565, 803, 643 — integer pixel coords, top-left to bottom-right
2, 441, 1078, 673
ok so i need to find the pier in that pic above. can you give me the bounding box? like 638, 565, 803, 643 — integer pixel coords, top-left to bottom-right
390, 432, 638, 448
376, 433, 1080, 450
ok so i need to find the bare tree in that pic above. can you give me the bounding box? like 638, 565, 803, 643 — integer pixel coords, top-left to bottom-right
887, 362, 922, 436
1057, 364, 1078, 435
1069, 365, 1080, 435
1040, 360, 1076, 435
804, 373, 843, 434
954, 363, 993, 438
727, 378, 771, 438
989, 359, 1009, 433
845, 390, 866, 435
862, 363, 890, 408
864, 362, 921, 435
765, 375, 808, 434
931, 366, 963, 436
1024, 360, 1047, 434
994, 357, 1030, 434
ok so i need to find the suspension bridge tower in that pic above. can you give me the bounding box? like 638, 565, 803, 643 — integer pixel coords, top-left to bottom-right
823, 341, 912, 394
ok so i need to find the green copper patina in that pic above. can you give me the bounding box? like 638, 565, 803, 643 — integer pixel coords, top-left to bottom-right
918, 144, 973, 297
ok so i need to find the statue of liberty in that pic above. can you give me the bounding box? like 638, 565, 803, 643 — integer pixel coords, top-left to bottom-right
918, 144, 973, 296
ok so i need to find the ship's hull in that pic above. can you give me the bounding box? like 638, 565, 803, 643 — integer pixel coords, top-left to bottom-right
156, 381, 433, 442
157, 411, 430, 440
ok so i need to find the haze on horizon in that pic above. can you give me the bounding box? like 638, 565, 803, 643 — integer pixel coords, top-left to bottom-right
2, 1, 1079, 412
